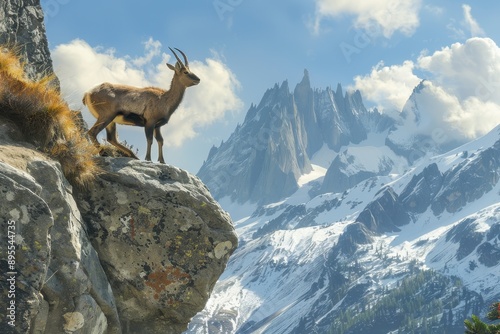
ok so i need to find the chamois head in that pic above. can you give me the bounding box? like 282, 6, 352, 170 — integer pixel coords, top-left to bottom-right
167, 47, 200, 87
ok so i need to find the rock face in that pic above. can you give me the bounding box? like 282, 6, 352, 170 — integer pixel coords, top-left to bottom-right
198, 80, 312, 204
355, 187, 410, 234
314, 84, 367, 152
0, 123, 236, 334
75, 158, 237, 334
400, 163, 443, 213
0, 122, 121, 334
397, 139, 500, 216
431, 140, 500, 215
0, 0, 58, 86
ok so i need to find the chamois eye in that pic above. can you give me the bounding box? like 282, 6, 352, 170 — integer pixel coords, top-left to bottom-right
183, 71, 189, 75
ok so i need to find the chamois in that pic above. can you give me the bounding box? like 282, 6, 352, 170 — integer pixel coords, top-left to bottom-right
83, 47, 200, 163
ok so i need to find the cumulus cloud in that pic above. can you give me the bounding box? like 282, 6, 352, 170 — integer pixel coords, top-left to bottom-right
395, 80, 500, 143
352, 37, 500, 142
350, 60, 421, 114
132, 38, 162, 67
346, 37, 500, 142
417, 38, 500, 104
416, 37, 500, 139
311, 0, 422, 37
51, 39, 243, 147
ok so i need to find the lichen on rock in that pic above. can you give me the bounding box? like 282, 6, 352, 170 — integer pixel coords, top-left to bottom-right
0, 120, 237, 334
75, 158, 237, 333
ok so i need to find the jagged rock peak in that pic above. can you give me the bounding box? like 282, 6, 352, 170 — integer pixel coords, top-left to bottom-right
199, 71, 314, 204
199, 69, 379, 204
298, 69, 311, 87
254, 80, 291, 112
412, 79, 427, 94
280, 79, 290, 93
294, 69, 313, 98
335, 82, 344, 100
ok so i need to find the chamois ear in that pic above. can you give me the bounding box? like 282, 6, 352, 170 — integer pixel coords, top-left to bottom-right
166, 63, 175, 71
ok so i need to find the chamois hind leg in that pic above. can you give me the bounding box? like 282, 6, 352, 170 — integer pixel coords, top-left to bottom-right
105, 122, 139, 159
144, 123, 155, 162
154, 128, 165, 164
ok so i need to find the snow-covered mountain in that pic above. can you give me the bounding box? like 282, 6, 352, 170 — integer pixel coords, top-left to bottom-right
198, 70, 392, 205
190, 72, 500, 334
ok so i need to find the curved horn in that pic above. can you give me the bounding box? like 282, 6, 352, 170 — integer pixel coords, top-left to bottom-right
168, 47, 184, 67
174, 48, 189, 67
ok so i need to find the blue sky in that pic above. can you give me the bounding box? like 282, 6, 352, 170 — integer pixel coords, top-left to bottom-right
41, 0, 500, 173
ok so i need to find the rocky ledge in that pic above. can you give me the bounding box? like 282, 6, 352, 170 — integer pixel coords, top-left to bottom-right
0, 124, 237, 334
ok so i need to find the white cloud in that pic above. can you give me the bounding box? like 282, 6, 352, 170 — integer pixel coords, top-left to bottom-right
417, 38, 500, 104
402, 81, 465, 140
446, 4, 485, 40
132, 38, 162, 67
423, 4, 444, 16
51, 39, 243, 148
311, 0, 422, 38
352, 37, 500, 142
446, 20, 466, 40
396, 80, 500, 142
462, 4, 485, 37
350, 60, 421, 114
416, 37, 500, 140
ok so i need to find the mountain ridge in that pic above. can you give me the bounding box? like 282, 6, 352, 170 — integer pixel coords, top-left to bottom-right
190, 71, 500, 333
198, 70, 390, 205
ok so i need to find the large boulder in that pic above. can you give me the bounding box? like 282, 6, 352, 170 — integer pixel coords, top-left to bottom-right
75, 158, 237, 333
0, 164, 53, 334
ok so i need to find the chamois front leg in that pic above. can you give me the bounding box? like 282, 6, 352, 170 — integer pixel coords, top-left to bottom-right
144, 123, 155, 162
154, 128, 165, 164
88, 114, 117, 150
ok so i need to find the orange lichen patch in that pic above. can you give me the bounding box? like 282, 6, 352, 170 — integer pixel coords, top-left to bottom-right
130, 216, 136, 239
145, 267, 191, 300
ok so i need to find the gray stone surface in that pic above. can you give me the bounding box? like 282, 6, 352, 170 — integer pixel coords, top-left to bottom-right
355, 187, 410, 234
0, 123, 236, 334
0, 143, 120, 334
0, 166, 52, 334
0, 0, 59, 87
76, 158, 237, 334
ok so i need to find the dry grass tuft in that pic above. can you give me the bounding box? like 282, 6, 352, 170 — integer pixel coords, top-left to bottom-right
0, 48, 100, 188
